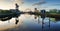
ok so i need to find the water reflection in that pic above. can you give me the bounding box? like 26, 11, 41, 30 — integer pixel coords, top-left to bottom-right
0, 14, 60, 31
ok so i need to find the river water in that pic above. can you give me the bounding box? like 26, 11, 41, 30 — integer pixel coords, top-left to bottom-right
0, 14, 60, 31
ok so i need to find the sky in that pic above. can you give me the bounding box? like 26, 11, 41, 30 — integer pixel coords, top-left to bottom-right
0, 0, 60, 11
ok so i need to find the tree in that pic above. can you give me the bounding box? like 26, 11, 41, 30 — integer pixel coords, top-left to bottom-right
49, 9, 57, 14
57, 10, 60, 14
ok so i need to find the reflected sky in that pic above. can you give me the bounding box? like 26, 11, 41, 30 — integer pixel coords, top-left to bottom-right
0, 14, 60, 31
0, 14, 34, 31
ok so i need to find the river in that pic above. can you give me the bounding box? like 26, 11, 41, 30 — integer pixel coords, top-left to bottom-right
0, 14, 60, 31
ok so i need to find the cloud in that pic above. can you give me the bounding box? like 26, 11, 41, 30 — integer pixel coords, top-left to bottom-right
45, 3, 60, 7
51, 3, 60, 6
0, 0, 24, 5
13, 0, 24, 5
32, 0, 46, 6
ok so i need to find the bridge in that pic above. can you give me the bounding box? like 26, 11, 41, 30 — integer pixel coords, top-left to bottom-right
0, 9, 60, 21
0, 3, 60, 25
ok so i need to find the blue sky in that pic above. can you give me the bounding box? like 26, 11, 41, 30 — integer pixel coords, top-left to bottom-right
13, 0, 60, 11
24, 0, 60, 10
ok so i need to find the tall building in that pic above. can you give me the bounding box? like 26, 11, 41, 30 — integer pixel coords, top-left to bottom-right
15, 3, 19, 10
34, 8, 39, 13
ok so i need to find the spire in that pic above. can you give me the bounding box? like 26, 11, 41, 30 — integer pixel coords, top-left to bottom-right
15, 3, 19, 10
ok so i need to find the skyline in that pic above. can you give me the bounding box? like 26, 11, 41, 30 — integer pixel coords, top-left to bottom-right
0, 0, 60, 11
